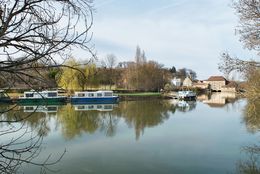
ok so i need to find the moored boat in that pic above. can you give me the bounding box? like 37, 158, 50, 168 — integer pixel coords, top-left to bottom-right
18, 90, 67, 105
177, 90, 196, 100
71, 91, 119, 104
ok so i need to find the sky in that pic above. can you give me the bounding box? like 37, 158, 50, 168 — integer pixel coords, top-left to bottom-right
82, 0, 258, 79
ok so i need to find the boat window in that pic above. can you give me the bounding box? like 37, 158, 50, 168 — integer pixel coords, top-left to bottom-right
97, 93, 102, 97
88, 93, 94, 97
104, 105, 113, 109
104, 92, 112, 97
88, 105, 94, 109
25, 107, 34, 111
48, 92, 57, 97
78, 106, 85, 110
97, 105, 102, 109
78, 93, 85, 97
47, 107, 57, 111
25, 93, 34, 98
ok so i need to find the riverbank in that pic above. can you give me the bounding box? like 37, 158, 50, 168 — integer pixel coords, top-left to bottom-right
117, 92, 173, 101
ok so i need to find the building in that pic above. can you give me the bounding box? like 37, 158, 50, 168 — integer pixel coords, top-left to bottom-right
192, 80, 209, 89
205, 76, 227, 91
221, 81, 238, 92
183, 77, 193, 87
171, 77, 182, 87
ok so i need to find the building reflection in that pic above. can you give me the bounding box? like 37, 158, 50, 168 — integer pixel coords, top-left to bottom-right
199, 92, 237, 107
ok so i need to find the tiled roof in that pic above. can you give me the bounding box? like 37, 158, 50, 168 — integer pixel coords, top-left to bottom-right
207, 76, 227, 81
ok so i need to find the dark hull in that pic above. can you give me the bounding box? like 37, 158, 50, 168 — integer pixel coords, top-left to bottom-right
17, 97, 67, 106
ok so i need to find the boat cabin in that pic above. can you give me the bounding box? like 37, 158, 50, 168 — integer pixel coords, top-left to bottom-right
178, 91, 196, 99
74, 91, 115, 98
22, 90, 59, 98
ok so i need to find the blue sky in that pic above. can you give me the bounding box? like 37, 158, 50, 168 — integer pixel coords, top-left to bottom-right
84, 0, 258, 79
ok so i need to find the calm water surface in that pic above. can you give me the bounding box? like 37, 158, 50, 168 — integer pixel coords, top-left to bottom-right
0, 93, 259, 174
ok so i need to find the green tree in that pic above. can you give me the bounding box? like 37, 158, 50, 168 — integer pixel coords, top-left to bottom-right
58, 58, 80, 91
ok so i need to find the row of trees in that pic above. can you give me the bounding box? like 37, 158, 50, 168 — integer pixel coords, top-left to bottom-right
57, 46, 197, 92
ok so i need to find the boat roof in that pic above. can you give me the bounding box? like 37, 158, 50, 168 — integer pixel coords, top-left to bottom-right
24, 90, 58, 93
75, 90, 113, 93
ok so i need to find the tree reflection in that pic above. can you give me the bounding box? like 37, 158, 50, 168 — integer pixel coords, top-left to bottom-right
237, 98, 260, 173
1, 105, 54, 137
243, 99, 260, 133
0, 104, 64, 173
56, 100, 177, 140
236, 145, 260, 174
118, 100, 176, 140
57, 104, 120, 139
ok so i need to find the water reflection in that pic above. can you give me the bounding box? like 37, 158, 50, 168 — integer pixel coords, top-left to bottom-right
0, 104, 64, 173
199, 92, 237, 108
0, 93, 259, 174
73, 104, 117, 112
243, 99, 260, 133
236, 145, 260, 174
57, 104, 120, 139
56, 100, 176, 140
170, 99, 197, 112
118, 100, 176, 140
1, 93, 251, 141
234, 97, 259, 173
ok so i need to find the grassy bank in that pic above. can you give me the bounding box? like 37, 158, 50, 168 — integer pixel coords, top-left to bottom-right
116, 92, 170, 101
116, 92, 161, 96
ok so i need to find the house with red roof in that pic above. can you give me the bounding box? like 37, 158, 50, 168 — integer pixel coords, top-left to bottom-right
205, 76, 228, 91
204, 76, 238, 92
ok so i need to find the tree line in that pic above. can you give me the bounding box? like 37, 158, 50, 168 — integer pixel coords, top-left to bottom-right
57, 46, 197, 92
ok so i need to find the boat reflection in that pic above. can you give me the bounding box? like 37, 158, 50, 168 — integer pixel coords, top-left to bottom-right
22, 105, 58, 113
170, 99, 197, 112
73, 104, 117, 112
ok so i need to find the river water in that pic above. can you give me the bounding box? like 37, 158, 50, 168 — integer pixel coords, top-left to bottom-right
0, 92, 259, 174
